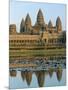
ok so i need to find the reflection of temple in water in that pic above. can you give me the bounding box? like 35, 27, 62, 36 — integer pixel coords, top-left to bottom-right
48, 68, 54, 78
10, 70, 17, 77
35, 70, 45, 87
21, 71, 32, 86
21, 71, 26, 81
56, 67, 63, 81
10, 68, 63, 87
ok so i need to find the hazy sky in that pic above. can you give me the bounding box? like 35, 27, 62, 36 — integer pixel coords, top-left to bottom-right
10, 0, 66, 32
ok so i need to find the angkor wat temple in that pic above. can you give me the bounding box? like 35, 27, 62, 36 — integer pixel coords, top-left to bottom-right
9, 9, 66, 49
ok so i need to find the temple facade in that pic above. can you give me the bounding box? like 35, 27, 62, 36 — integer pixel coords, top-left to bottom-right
9, 9, 66, 49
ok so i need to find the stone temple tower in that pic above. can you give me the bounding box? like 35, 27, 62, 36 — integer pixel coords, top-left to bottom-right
9, 24, 16, 34
48, 20, 53, 32
20, 14, 32, 34
56, 16, 62, 33
36, 9, 45, 26
48, 20, 53, 28
25, 13, 32, 34
25, 13, 32, 28
20, 18, 25, 33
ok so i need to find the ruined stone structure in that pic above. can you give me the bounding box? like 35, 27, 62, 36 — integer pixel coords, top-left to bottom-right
9, 9, 66, 49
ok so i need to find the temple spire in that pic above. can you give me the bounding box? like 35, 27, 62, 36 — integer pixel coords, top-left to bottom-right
48, 20, 53, 28
56, 16, 62, 33
20, 18, 25, 33
36, 9, 45, 26
25, 13, 31, 27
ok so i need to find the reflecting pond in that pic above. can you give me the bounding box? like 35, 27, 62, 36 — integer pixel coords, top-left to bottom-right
9, 68, 66, 89
9, 56, 66, 89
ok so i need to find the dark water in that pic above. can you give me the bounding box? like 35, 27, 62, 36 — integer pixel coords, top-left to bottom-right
9, 68, 66, 89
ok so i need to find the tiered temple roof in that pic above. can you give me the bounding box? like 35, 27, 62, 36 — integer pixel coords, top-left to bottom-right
9, 9, 62, 34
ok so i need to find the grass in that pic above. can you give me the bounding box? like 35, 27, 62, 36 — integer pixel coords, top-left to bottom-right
9, 48, 66, 57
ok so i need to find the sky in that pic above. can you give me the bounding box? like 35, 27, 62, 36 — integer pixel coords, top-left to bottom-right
10, 0, 66, 32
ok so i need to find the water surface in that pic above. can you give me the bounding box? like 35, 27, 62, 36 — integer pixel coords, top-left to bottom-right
9, 68, 66, 89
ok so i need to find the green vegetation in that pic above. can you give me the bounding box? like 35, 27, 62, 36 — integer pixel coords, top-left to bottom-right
9, 48, 66, 58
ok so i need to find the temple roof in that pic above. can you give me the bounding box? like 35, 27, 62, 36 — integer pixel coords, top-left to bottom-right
25, 13, 31, 25
37, 9, 43, 18
36, 9, 45, 26
48, 20, 53, 27
56, 16, 62, 27
20, 18, 25, 28
9, 24, 16, 34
